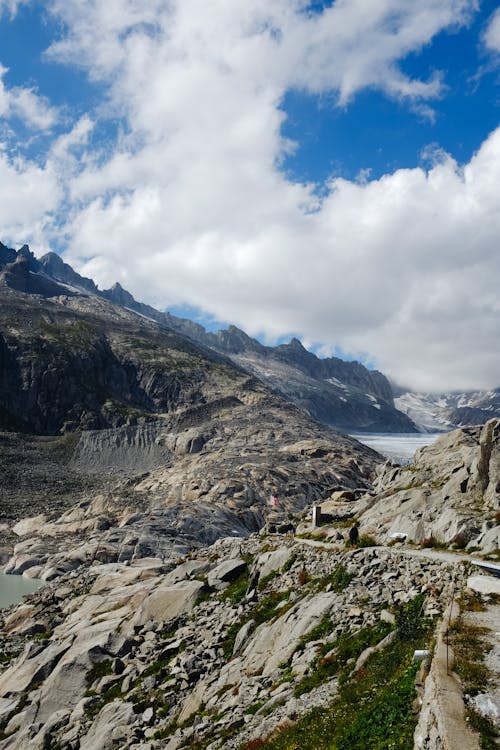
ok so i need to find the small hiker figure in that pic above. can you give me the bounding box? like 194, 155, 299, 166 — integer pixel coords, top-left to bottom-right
348, 521, 359, 546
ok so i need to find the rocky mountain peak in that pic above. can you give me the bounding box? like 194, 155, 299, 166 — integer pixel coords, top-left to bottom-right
39, 252, 98, 295
212, 324, 265, 354
0, 242, 16, 267
289, 336, 305, 350
0, 239, 418, 432
102, 281, 136, 307
17, 244, 40, 272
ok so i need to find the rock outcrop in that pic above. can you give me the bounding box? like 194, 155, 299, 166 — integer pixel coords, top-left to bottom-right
355, 419, 500, 552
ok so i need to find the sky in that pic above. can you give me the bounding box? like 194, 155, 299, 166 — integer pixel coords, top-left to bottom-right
1, 0, 500, 392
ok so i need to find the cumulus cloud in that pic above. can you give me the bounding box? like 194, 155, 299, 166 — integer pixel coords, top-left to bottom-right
0, 64, 58, 130
4, 0, 499, 392
0, 145, 61, 248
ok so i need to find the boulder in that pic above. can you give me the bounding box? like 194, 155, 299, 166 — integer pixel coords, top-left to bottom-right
12, 515, 47, 537
467, 575, 500, 597
241, 591, 337, 676
131, 579, 204, 627
79, 700, 135, 750
207, 559, 247, 588
252, 546, 296, 581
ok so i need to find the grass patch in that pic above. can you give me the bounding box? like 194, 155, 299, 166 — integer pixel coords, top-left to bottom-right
314, 563, 353, 593
346, 534, 378, 548
250, 610, 430, 749
83, 681, 124, 719
420, 535, 448, 550
86, 659, 113, 687
299, 615, 336, 647
282, 553, 297, 573
293, 620, 393, 698
244, 700, 266, 715
450, 622, 492, 695
220, 570, 250, 605
466, 708, 500, 749
459, 590, 487, 613
258, 570, 280, 590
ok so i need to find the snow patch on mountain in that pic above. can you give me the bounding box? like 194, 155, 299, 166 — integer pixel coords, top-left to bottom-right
395, 389, 500, 432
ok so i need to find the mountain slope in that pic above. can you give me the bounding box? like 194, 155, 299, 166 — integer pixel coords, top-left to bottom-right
0, 250, 380, 565
3, 242, 415, 433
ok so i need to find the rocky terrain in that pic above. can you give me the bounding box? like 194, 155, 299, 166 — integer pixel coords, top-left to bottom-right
0, 255, 379, 574
353, 419, 500, 553
0, 529, 499, 750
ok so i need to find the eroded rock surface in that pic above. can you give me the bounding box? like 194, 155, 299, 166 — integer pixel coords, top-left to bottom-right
356, 420, 500, 552
0, 535, 463, 750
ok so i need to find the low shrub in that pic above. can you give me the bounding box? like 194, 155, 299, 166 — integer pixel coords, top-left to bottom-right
220, 570, 250, 605
421, 535, 448, 549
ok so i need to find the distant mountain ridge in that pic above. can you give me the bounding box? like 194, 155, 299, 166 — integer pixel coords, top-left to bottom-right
395, 389, 500, 432
1, 240, 413, 432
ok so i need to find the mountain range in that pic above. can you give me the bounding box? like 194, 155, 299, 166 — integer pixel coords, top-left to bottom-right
1, 240, 499, 434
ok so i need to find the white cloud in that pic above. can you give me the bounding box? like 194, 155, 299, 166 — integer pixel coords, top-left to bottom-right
0, 145, 61, 249
483, 7, 500, 53
0, 64, 58, 130
5, 0, 498, 392
0, 0, 28, 18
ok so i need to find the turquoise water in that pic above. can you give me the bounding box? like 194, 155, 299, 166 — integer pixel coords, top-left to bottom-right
0, 573, 44, 608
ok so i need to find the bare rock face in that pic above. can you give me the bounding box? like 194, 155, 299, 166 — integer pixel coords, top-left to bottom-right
357, 419, 500, 551
0, 535, 465, 749
2, 399, 378, 578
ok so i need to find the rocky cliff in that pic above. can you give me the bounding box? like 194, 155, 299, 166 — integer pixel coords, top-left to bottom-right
0, 266, 380, 572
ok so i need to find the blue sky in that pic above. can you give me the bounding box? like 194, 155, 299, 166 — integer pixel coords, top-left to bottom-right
1, 0, 500, 391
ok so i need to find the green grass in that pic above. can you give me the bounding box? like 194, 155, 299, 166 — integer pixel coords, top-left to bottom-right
86, 659, 113, 687
314, 563, 353, 593
83, 682, 124, 719
466, 708, 500, 749
293, 620, 392, 697
450, 623, 492, 695
241, 596, 431, 750
220, 570, 250, 605
246, 641, 420, 749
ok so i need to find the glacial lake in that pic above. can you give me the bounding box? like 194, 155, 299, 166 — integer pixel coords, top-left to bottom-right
0, 573, 44, 608
350, 432, 443, 465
